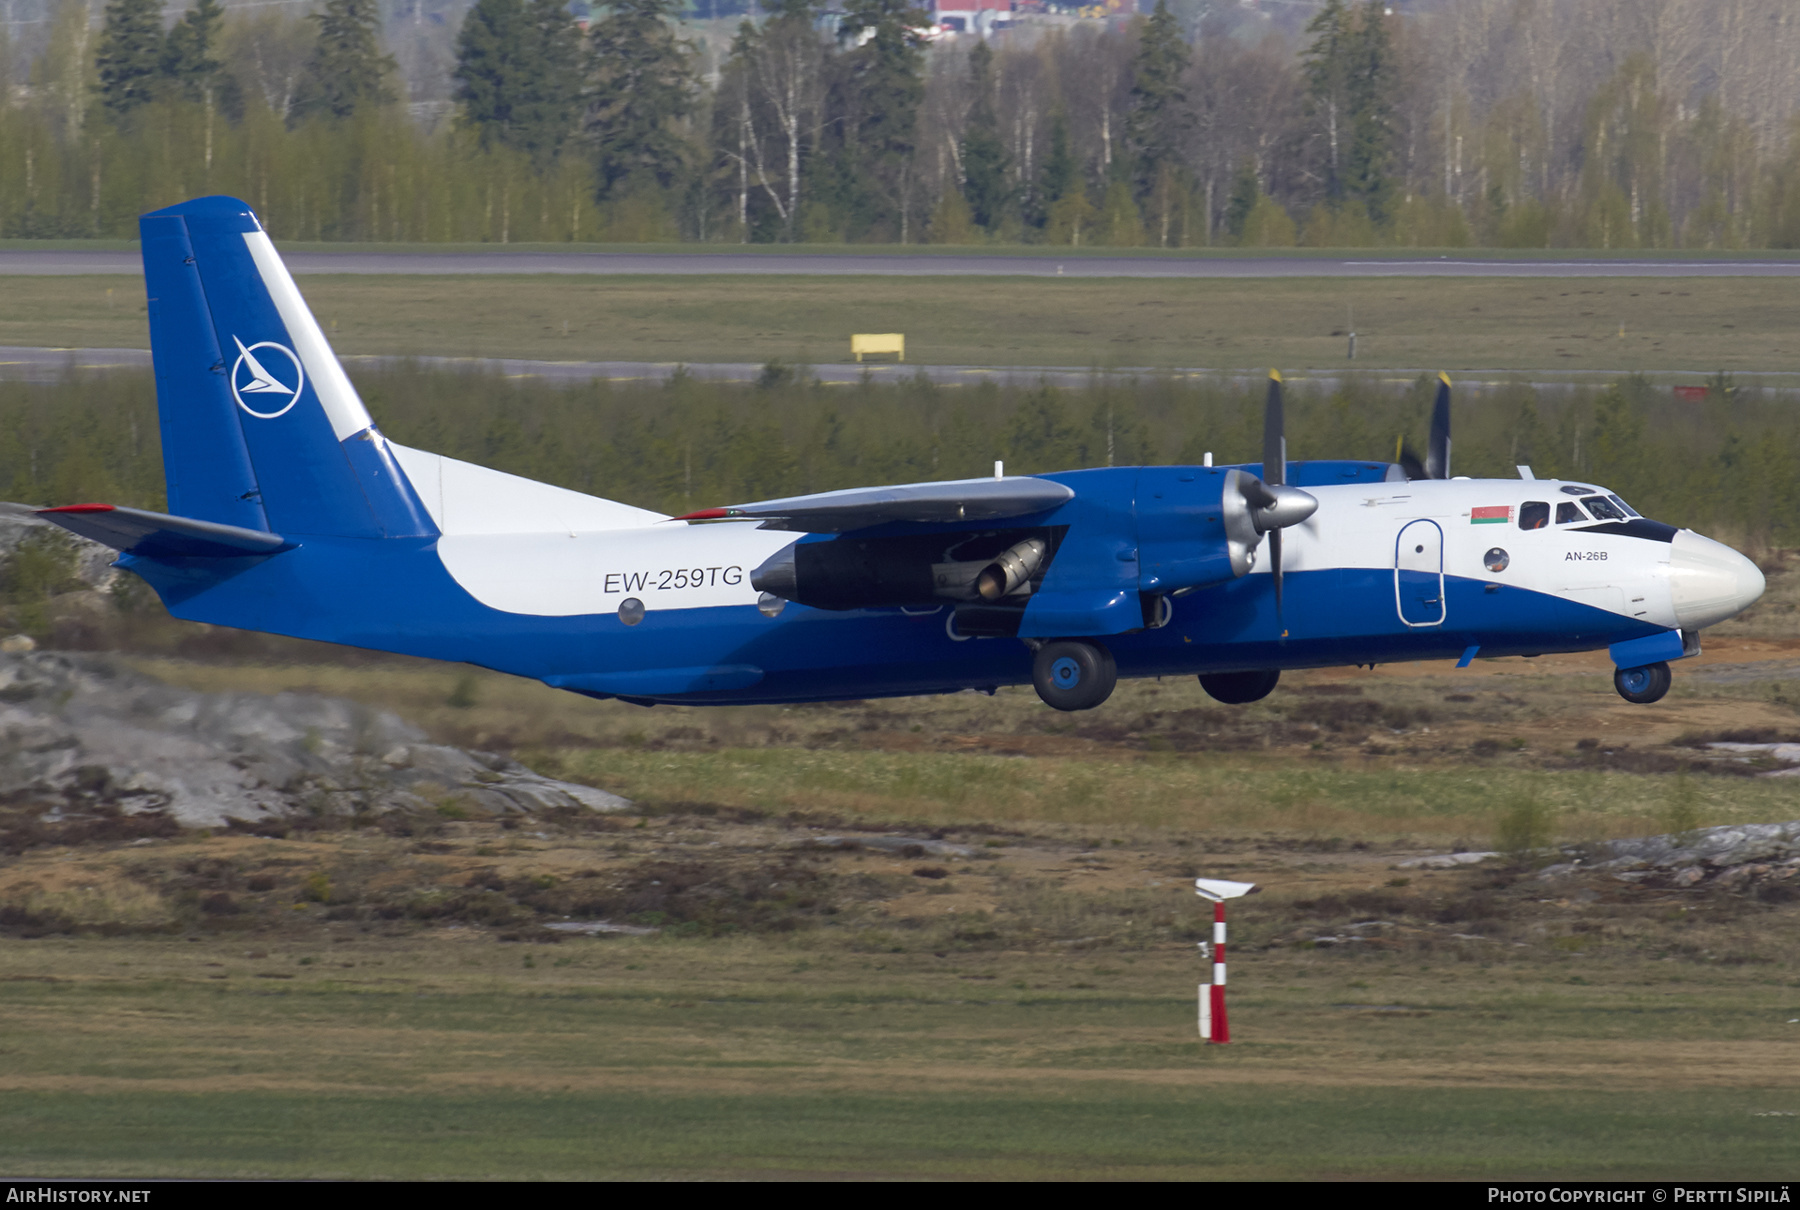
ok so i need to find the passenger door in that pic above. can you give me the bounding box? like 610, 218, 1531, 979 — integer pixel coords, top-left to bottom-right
1395, 519, 1446, 627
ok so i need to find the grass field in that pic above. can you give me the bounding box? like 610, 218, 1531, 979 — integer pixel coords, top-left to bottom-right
5, 273, 1800, 375
3, 934, 1797, 1179
1, 608, 1794, 1176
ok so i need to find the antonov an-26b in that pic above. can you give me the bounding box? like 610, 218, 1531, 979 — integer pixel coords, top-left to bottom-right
38, 196, 1766, 713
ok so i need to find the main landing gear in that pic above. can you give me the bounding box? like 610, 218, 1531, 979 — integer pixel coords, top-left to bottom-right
1031, 640, 1117, 711
1614, 661, 1672, 705
1199, 669, 1281, 705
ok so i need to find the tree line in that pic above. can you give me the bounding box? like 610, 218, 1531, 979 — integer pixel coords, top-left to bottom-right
3, 0, 1800, 245
0, 365, 1792, 551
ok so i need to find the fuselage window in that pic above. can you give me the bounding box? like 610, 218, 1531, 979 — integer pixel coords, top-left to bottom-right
1556, 501, 1588, 524
1608, 494, 1640, 518
1519, 501, 1550, 530
1582, 495, 1628, 521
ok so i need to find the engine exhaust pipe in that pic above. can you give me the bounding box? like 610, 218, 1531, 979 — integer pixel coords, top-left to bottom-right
975, 537, 1047, 601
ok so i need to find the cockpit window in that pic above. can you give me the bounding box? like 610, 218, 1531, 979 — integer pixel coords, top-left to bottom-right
1556, 501, 1588, 524
1582, 495, 1628, 521
1519, 501, 1550, 530
1608, 494, 1640, 518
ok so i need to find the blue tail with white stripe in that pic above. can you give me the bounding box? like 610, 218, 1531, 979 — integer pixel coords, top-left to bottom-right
139, 196, 436, 540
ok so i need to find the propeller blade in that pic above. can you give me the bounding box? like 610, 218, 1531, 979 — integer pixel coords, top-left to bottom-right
1425, 372, 1451, 480
1262, 370, 1286, 487
1397, 444, 1426, 481
1263, 370, 1287, 622
1270, 527, 1283, 616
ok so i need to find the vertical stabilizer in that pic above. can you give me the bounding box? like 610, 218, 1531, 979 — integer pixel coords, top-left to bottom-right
138, 196, 435, 540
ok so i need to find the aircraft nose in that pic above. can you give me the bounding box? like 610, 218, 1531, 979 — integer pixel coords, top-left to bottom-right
1669, 530, 1764, 630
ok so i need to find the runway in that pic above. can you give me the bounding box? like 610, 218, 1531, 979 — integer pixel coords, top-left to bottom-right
5, 249, 1800, 277
6, 345, 1793, 392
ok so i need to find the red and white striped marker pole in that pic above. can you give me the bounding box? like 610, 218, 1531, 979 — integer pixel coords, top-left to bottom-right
1195, 878, 1258, 1045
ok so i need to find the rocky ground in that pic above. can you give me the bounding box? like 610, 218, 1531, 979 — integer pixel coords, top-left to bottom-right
0, 651, 627, 840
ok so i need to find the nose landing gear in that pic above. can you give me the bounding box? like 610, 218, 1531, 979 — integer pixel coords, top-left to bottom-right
1614, 661, 1672, 705
1031, 640, 1117, 711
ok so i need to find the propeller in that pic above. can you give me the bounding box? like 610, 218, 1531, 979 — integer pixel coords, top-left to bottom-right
1425, 372, 1452, 480
1262, 370, 1288, 615
1395, 373, 1451, 481
1217, 373, 1314, 622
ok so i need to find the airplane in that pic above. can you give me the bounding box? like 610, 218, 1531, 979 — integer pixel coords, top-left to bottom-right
37, 196, 1765, 714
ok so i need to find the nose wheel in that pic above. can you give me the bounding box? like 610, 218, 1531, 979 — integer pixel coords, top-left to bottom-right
1614, 661, 1672, 705
1031, 640, 1117, 711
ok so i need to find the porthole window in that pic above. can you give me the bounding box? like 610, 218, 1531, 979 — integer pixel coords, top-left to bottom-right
1484, 547, 1510, 573
618, 597, 645, 626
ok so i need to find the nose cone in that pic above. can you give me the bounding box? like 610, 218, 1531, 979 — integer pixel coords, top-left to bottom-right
1669, 530, 1764, 630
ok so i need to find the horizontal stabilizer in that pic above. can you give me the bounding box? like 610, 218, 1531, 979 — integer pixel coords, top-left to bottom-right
38, 503, 293, 560
673, 476, 1074, 533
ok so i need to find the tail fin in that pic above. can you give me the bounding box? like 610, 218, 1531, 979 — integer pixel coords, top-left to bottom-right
139, 196, 435, 540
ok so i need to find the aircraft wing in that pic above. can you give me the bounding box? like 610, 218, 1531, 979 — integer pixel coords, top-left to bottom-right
671, 476, 1074, 533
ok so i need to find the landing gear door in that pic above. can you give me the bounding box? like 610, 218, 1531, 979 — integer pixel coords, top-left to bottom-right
1395, 519, 1446, 628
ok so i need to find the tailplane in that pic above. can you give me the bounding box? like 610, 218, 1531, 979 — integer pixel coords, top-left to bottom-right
139, 196, 435, 540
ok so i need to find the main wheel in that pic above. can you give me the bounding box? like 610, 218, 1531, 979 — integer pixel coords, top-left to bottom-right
1031, 640, 1117, 711
1614, 661, 1672, 705
1199, 669, 1281, 705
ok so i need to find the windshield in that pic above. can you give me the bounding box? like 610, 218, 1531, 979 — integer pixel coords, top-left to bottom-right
1608, 494, 1640, 518
1583, 496, 1629, 521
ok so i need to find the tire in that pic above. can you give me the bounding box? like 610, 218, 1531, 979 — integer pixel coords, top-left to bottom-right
1199, 669, 1281, 705
1614, 661, 1672, 705
1031, 640, 1117, 711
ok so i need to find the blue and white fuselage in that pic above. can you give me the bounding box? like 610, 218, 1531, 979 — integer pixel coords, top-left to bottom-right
43, 196, 1764, 711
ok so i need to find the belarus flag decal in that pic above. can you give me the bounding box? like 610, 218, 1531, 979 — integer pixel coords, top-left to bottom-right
1471, 505, 1512, 524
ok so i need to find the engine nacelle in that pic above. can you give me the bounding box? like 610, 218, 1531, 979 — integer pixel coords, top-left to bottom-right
753, 529, 1057, 611
1135, 467, 1310, 595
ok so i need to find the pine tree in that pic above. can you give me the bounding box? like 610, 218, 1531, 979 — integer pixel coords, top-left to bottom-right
94, 0, 164, 119
455, 0, 529, 141
1342, 1, 1396, 226
456, 0, 585, 162
1301, 0, 1352, 205
959, 40, 1010, 233
1125, 0, 1190, 200
587, 0, 698, 197
291, 0, 397, 124
162, 0, 225, 102
835, 0, 926, 238
1302, 0, 1394, 223
1031, 111, 1076, 229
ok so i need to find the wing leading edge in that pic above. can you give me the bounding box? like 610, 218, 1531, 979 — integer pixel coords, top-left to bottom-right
672, 476, 1075, 533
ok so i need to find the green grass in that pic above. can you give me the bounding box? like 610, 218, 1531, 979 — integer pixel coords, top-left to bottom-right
546, 746, 1800, 840
7, 1086, 1797, 1179
7, 273, 1800, 373
2, 934, 1796, 1179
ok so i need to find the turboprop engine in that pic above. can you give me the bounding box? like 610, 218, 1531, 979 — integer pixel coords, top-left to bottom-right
750, 466, 1315, 631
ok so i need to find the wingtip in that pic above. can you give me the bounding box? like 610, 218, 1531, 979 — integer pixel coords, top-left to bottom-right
669, 508, 732, 522
1438, 372, 1452, 388
1268, 369, 1283, 383
38, 503, 117, 515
